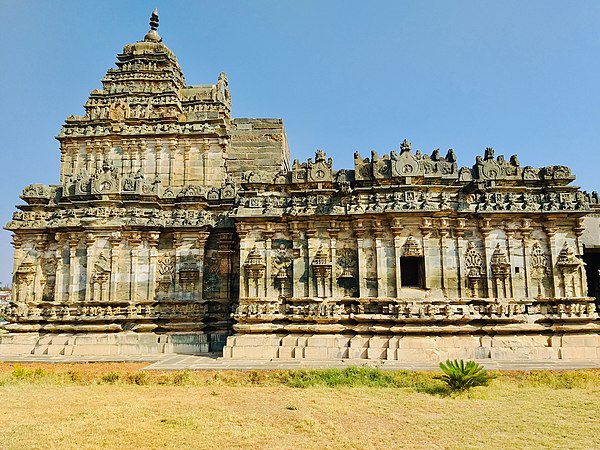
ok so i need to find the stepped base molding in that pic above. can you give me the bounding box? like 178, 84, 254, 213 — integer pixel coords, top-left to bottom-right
223, 332, 600, 361
0, 332, 210, 356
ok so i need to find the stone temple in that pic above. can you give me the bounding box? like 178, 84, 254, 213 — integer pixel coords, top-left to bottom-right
2, 11, 600, 361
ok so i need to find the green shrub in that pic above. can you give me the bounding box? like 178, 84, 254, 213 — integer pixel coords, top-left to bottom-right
126, 372, 149, 385
171, 370, 192, 386
65, 370, 83, 383
438, 360, 493, 393
100, 371, 121, 384
11, 365, 47, 380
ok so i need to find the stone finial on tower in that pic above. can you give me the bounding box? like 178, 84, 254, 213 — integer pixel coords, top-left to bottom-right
144, 8, 161, 42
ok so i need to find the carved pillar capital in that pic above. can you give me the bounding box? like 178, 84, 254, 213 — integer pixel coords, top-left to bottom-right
11, 234, 23, 250
126, 231, 142, 248
147, 231, 160, 248
420, 217, 433, 237
68, 233, 80, 248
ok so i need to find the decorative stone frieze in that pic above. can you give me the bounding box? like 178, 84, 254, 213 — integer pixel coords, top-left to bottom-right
2, 10, 599, 360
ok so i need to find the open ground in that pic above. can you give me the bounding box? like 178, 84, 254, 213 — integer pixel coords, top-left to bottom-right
0, 363, 599, 449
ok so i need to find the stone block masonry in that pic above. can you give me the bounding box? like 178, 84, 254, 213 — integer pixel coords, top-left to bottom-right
2, 10, 600, 361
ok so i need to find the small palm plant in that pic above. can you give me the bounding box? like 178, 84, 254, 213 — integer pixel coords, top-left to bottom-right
438, 359, 493, 393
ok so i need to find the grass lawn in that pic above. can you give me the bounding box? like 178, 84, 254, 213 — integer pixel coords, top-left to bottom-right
0, 363, 599, 449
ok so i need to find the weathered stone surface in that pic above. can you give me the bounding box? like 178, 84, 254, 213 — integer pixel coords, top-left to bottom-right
2, 11, 600, 361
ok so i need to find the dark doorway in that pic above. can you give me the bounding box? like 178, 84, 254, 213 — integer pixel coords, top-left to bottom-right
203, 229, 239, 352
583, 247, 600, 305
400, 256, 424, 288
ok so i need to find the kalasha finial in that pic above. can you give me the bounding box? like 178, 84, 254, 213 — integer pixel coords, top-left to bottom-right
150, 8, 159, 30
144, 8, 161, 42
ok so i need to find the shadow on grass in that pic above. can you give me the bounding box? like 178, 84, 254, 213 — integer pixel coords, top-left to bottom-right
413, 382, 452, 397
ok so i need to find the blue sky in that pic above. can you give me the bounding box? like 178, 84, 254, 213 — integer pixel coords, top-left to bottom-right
1, 1, 599, 284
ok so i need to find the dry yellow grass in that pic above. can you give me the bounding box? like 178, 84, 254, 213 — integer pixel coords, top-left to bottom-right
0, 364, 599, 449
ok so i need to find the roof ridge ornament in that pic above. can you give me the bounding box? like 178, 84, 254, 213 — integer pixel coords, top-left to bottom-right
144, 8, 161, 42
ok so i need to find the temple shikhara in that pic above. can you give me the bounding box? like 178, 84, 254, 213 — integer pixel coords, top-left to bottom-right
2, 11, 600, 361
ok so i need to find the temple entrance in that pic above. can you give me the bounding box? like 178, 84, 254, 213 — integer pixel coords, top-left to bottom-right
203, 229, 240, 352
583, 247, 600, 306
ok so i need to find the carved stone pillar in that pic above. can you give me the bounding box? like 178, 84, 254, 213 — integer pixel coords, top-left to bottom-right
391, 219, 403, 298
480, 219, 493, 298
420, 218, 433, 290
154, 139, 162, 180
505, 226, 516, 298
520, 219, 532, 298
32, 236, 47, 304
147, 231, 160, 303
328, 224, 339, 299
312, 246, 332, 298
54, 234, 65, 303
202, 143, 209, 185
173, 233, 184, 300
289, 222, 304, 299
68, 233, 80, 303
84, 233, 95, 303
196, 230, 211, 301
544, 222, 558, 298
455, 219, 466, 299
128, 232, 142, 303
168, 140, 177, 186
264, 230, 274, 299
355, 224, 367, 298
438, 218, 449, 294
60, 147, 67, 184
374, 224, 386, 298
183, 142, 191, 185
306, 227, 317, 298
85, 140, 93, 174
109, 231, 121, 302
236, 224, 250, 298
574, 219, 587, 296
11, 236, 23, 283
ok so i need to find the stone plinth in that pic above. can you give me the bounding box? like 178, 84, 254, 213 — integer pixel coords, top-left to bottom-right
222, 332, 600, 362
0, 332, 209, 356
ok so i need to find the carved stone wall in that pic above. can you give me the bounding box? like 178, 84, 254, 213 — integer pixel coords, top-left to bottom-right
3, 11, 600, 360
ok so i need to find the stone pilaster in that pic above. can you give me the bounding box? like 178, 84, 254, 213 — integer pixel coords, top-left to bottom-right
68, 233, 80, 303
520, 219, 532, 298
202, 143, 209, 185
32, 236, 47, 304
419, 218, 433, 290
455, 218, 466, 299
154, 139, 162, 180
391, 218, 403, 298
147, 231, 160, 303
305, 227, 316, 298
109, 231, 121, 302
236, 223, 249, 298
480, 219, 493, 298
373, 220, 386, 298
168, 139, 177, 185
196, 230, 211, 301
183, 141, 191, 185
504, 226, 516, 298
574, 218, 587, 296
438, 218, 449, 294
84, 233, 95, 303
289, 221, 305, 299
328, 223, 339, 299
128, 232, 142, 303
263, 229, 274, 299
354, 222, 367, 298
54, 233, 65, 303
544, 222, 558, 298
